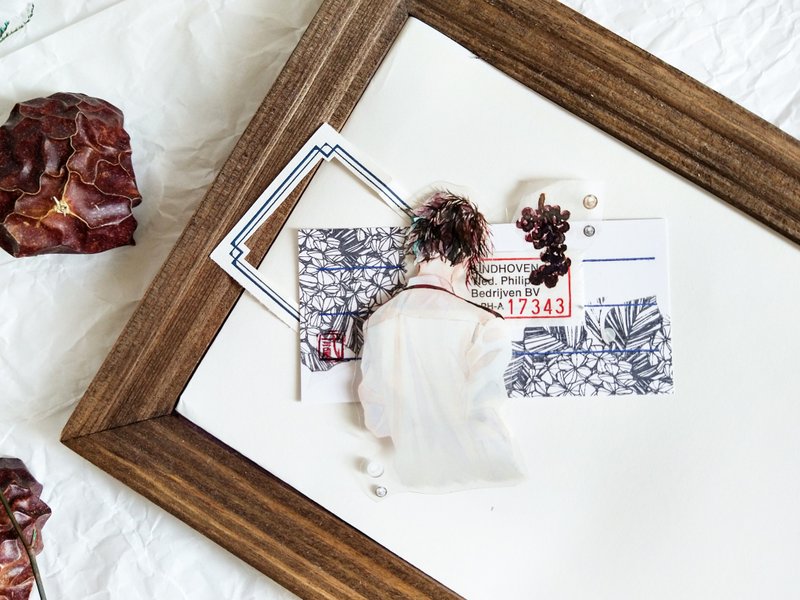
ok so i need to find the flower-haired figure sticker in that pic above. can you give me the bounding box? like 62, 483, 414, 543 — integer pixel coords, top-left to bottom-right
358, 191, 524, 492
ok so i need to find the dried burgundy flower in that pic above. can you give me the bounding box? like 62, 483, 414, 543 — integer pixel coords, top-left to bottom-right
0, 92, 141, 257
516, 193, 571, 288
0, 458, 51, 600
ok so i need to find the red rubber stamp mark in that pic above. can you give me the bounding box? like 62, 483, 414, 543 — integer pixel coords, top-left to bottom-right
318, 330, 346, 360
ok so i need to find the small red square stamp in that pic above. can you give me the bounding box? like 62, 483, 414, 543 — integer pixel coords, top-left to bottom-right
317, 330, 346, 360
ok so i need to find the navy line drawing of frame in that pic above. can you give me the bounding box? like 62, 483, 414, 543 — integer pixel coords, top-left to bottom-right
210, 123, 412, 327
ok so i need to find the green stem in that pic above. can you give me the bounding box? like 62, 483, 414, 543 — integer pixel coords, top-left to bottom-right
0, 4, 35, 44
0, 487, 47, 600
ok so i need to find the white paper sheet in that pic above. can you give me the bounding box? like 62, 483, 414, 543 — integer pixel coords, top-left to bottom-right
1, 2, 125, 57
178, 16, 800, 600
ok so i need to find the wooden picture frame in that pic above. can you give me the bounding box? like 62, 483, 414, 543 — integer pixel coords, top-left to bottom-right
61, 0, 800, 597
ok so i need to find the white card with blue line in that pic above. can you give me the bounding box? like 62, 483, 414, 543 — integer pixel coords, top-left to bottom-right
210, 123, 411, 329
501, 219, 673, 397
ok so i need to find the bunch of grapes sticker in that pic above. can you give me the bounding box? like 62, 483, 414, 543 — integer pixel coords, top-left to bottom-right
515, 193, 571, 288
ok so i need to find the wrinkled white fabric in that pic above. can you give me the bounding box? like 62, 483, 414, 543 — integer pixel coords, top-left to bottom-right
1, 1, 320, 598
359, 274, 524, 492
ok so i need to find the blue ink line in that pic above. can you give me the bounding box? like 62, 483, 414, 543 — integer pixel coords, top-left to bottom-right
320, 311, 369, 316
231, 262, 300, 322
318, 265, 402, 272
233, 145, 319, 246
335, 146, 411, 212
582, 257, 655, 263
225, 134, 409, 325
585, 303, 658, 308
513, 348, 657, 357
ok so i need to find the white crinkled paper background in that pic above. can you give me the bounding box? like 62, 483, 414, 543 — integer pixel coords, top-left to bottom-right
0, 1, 798, 598
1, 1, 321, 598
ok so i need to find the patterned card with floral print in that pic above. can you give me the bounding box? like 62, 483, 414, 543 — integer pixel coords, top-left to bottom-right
504, 296, 672, 396
298, 227, 407, 373
298, 219, 672, 400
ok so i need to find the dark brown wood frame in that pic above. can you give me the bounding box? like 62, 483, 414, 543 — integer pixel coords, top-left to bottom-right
62, 0, 800, 598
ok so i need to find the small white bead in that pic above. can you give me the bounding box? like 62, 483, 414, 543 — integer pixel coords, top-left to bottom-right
582, 194, 598, 209
366, 460, 384, 478
375, 486, 388, 498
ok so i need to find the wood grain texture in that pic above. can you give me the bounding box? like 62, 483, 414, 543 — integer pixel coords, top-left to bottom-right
61, 0, 408, 440
62, 0, 800, 597
63, 415, 458, 600
410, 0, 800, 244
